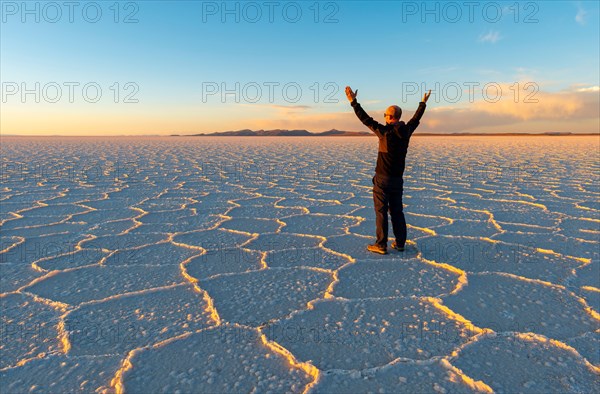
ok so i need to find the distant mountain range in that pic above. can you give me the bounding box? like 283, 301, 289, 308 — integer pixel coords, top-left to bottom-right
174, 130, 587, 137
179, 129, 371, 137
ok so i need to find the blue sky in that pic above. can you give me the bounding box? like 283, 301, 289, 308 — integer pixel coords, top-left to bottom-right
1, 0, 599, 134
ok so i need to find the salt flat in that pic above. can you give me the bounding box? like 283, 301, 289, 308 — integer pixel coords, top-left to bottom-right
1, 136, 598, 393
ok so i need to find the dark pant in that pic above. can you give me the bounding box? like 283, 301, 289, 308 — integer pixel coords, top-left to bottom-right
372, 174, 405, 247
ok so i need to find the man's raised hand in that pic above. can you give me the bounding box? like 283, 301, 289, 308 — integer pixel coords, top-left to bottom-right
423, 90, 431, 103
345, 86, 358, 102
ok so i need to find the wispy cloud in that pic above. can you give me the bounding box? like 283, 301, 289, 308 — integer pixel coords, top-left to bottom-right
513, 67, 539, 82
270, 104, 312, 111
238, 104, 312, 111
575, 3, 587, 25
575, 86, 599, 93
478, 31, 502, 44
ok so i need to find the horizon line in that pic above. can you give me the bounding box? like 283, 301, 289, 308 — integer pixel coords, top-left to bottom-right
2, 132, 599, 137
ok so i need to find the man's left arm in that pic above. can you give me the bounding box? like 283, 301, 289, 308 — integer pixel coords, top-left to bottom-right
407, 90, 431, 134
345, 86, 385, 137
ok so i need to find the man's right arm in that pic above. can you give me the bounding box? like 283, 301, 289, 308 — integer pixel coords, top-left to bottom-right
406, 102, 426, 134
406, 90, 431, 135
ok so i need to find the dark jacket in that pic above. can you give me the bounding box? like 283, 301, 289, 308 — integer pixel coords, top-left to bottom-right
351, 99, 426, 178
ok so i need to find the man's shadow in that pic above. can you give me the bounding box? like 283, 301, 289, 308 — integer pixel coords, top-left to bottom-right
390, 243, 419, 258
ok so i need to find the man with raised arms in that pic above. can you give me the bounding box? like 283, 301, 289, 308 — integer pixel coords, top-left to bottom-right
346, 86, 431, 255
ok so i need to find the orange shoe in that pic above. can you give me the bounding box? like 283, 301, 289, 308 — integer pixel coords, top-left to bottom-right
367, 244, 387, 255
